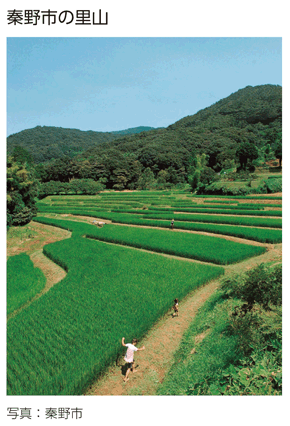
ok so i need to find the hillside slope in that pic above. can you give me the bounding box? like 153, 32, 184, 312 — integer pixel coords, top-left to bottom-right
84, 84, 282, 172
7, 85, 282, 174
7, 125, 159, 163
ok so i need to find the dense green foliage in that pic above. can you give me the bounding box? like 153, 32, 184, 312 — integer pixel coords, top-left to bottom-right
258, 178, 282, 194
7, 85, 282, 191
110, 126, 158, 135
7, 125, 158, 163
236, 141, 259, 170
39, 179, 105, 197
7, 236, 223, 395
7, 254, 46, 315
157, 264, 282, 395
7, 156, 38, 227
274, 134, 282, 166
221, 263, 282, 311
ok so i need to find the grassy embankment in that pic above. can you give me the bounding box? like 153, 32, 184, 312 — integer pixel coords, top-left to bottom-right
157, 263, 282, 396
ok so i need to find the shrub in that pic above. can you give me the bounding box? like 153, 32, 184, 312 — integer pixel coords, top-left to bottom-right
158, 263, 282, 396
39, 179, 105, 198
198, 181, 251, 196
7, 158, 38, 227
221, 263, 282, 310
257, 178, 282, 194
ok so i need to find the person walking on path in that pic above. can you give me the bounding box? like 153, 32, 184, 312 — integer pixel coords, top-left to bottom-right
171, 218, 174, 230
122, 337, 145, 382
172, 298, 179, 317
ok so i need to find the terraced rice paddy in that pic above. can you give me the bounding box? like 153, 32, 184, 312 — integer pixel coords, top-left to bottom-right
34, 217, 266, 265
7, 234, 223, 395
7, 190, 282, 395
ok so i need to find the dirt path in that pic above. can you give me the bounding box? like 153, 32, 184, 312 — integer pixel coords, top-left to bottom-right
7, 251, 67, 321
7, 223, 71, 320
85, 279, 220, 396
30, 250, 67, 292
7, 221, 71, 258
85, 242, 282, 396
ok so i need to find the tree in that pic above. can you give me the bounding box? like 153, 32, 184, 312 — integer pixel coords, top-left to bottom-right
7, 156, 38, 227
136, 167, 155, 190
157, 169, 170, 189
236, 141, 259, 170
199, 166, 216, 186
12, 146, 34, 166
188, 153, 208, 191
274, 135, 282, 167
42, 156, 80, 182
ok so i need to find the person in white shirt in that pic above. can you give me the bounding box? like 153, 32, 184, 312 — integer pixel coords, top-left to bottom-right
121, 337, 145, 382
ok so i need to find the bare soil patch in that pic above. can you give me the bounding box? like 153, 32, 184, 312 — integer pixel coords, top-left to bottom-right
7, 221, 71, 258
30, 250, 67, 292
7, 222, 71, 319
7, 251, 67, 321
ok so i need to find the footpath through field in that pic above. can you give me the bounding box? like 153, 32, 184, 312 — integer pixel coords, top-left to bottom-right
85, 242, 281, 396
7, 223, 71, 321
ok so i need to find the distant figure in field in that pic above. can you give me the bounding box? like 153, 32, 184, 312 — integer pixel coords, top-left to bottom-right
171, 219, 174, 230
121, 337, 145, 382
172, 298, 179, 317
92, 220, 105, 227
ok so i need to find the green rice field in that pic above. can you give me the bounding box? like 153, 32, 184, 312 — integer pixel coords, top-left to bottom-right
34, 217, 266, 265
7, 236, 223, 395
7, 254, 46, 315
7, 190, 282, 395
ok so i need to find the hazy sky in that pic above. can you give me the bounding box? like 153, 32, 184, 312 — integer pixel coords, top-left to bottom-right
7, 37, 282, 136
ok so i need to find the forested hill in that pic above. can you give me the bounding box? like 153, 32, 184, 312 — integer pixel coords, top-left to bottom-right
84, 84, 281, 172
111, 126, 158, 135
7, 84, 281, 173
170, 84, 282, 129
6, 125, 160, 163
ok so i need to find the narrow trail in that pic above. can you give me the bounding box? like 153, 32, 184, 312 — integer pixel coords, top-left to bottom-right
7, 251, 67, 321
7, 223, 70, 321
85, 279, 220, 396
30, 250, 67, 293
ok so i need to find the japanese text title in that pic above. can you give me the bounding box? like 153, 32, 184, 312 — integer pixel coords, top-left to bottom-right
7, 9, 108, 25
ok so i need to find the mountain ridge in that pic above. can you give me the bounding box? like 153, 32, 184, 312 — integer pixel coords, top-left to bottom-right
7, 125, 161, 163
7, 84, 282, 170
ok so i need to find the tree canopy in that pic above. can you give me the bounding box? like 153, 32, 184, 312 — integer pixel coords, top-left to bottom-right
7, 155, 38, 227
7, 84, 282, 191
